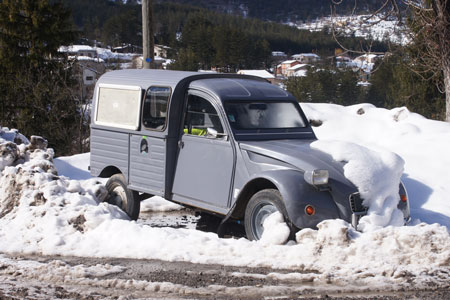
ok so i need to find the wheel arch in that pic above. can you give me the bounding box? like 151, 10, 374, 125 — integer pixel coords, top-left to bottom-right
99, 166, 124, 179
231, 177, 278, 220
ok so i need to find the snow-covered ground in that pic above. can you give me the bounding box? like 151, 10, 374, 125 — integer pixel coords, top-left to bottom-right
294, 15, 408, 44
59, 45, 137, 62
0, 103, 449, 290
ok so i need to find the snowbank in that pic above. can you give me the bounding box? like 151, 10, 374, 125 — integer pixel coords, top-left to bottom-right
302, 103, 450, 228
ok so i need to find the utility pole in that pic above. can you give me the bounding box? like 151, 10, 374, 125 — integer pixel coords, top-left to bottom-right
142, 0, 154, 69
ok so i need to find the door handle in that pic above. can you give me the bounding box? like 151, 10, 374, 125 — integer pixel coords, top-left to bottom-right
178, 140, 184, 149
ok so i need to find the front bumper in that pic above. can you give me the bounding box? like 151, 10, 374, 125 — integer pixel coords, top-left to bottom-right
349, 191, 411, 230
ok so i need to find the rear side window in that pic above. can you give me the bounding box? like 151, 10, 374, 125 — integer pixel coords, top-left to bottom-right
95, 85, 142, 130
143, 86, 171, 130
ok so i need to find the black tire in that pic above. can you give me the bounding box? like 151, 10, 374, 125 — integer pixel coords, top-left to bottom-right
244, 189, 291, 241
105, 173, 140, 220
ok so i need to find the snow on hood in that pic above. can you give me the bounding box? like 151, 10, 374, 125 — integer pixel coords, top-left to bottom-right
239, 139, 351, 185
311, 140, 405, 232
0, 124, 449, 289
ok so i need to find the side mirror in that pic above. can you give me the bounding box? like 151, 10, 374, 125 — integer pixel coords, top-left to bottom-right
206, 128, 228, 140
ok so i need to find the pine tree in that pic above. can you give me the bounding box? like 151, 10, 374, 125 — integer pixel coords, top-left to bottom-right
0, 0, 80, 155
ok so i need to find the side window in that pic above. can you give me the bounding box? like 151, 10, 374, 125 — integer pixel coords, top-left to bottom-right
142, 86, 171, 130
183, 95, 224, 136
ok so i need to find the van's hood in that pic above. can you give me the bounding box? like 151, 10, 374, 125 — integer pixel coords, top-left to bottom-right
239, 139, 353, 186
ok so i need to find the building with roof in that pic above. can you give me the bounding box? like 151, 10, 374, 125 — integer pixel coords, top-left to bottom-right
292, 53, 320, 64
237, 70, 275, 83
286, 64, 309, 77
276, 60, 300, 77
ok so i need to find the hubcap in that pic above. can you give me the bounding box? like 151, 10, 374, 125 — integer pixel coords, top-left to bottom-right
252, 203, 278, 240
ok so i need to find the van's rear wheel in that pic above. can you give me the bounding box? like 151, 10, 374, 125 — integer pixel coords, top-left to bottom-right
105, 174, 140, 220
244, 189, 290, 241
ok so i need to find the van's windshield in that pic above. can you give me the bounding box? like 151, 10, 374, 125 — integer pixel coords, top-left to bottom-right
224, 101, 307, 130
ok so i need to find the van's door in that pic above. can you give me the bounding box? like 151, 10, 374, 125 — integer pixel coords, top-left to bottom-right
172, 91, 235, 212
128, 86, 171, 196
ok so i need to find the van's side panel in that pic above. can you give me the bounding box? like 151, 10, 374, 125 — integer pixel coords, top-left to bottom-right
90, 128, 130, 180
128, 134, 166, 195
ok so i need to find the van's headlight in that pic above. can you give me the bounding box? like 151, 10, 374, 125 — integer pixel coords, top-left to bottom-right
304, 169, 329, 186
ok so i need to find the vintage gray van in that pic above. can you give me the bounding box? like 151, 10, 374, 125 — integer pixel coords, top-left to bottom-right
90, 69, 410, 240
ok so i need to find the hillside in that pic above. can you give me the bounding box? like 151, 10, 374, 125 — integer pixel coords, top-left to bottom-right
63, 0, 388, 57
156, 0, 406, 22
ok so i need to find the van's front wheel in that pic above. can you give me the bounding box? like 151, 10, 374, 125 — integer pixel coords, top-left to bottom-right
105, 174, 140, 220
244, 189, 291, 241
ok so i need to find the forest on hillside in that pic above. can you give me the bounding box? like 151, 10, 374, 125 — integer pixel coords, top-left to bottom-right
63, 0, 387, 56
158, 0, 406, 22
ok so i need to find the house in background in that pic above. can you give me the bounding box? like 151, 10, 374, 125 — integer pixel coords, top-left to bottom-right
132, 55, 167, 69
292, 53, 320, 64
336, 55, 353, 68
154, 45, 171, 58
237, 69, 276, 84
352, 54, 381, 82
286, 64, 309, 77
59, 45, 98, 58
276, 60, 300, 77
272, 51, 287, 59
113, 44, 142, 54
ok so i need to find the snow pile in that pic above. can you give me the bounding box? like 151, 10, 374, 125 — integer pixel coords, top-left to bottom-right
0, 127, 29, 145
0, 128, 29, 171
311, 140, 405, 231
302, 103, 450, 228
294, 219, 449, 284
259, 212, 290, 245
0, 131, 127, 254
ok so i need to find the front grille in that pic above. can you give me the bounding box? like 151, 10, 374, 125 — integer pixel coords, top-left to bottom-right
349, 192, 367, 213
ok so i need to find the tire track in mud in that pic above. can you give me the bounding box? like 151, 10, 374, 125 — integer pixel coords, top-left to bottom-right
1, 254, 449, 300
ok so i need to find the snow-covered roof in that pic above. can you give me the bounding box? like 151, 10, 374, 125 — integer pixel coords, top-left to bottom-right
293, 70, 308, 77
336, 55, 351, 61
354, 54, 378, 62
272, 51, 286, 56
237, 70, 275, 79
281, 60, 297, 65
292, 53, 320, 58
288, 64, 308, 71
59, 45, 95, 53
68, 56, 105, 63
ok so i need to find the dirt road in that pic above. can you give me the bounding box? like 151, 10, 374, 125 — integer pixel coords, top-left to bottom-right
1, 254, 449, 300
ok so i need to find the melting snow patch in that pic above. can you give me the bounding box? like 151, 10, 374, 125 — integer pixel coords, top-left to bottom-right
140, 196, 183, 213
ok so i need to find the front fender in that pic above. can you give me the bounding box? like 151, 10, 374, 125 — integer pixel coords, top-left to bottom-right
253, 169, 341, 229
